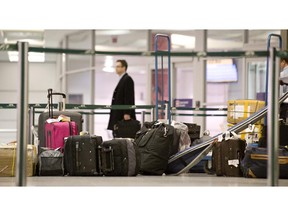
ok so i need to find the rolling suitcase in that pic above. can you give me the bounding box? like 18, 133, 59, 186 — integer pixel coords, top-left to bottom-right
38, 89, 82, 151
212, 136, 246, 177
101, 138, 140, 176
113, 119, 141, 139
241, 146, 288, 178
64, 135, 103, 176
45, 121, 78, 151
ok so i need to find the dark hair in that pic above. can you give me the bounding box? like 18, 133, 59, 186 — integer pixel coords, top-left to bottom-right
281, 57, 288, 64
116, 59, 128, 71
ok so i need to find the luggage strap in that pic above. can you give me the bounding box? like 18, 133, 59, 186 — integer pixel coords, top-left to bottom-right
251, 154, 288, 164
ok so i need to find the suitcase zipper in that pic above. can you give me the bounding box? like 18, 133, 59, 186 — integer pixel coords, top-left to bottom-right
76, 142, 81, 169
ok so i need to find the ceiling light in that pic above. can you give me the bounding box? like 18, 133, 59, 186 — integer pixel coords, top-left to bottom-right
171, 34, 195, 49
103, 66, 114, 73
96, 30, 131, 36
8, 51, 45, 62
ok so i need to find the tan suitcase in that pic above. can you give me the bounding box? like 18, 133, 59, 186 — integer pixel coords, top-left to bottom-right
0, 143, 37, 177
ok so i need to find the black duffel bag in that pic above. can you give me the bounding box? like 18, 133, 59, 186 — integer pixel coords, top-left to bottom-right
135, 121, 174, 175
241, 146, 288, 179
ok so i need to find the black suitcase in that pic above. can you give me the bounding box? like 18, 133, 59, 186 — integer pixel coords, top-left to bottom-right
64, 135, 103, 176
183, 123, 201, 143
38, 149, 64, 176
135, 122, 175, 175
101, 138, 140, 176
212, 139, 246, 177
38, 89, 83, 151
258, 124, 288, 148
241, 146, 288, 178
113, 119, 141, 139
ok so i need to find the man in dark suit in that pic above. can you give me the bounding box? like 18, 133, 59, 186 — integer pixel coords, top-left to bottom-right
107, 59, 136, 133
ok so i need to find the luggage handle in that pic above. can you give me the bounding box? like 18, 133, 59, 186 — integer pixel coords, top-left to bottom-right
102, 147, 114, 172
47, 88, 67, 118
97, 145, 103, 175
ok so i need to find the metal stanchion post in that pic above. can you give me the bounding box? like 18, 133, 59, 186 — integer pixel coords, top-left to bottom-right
151, 108, 155, 121
16, 42, 29, 186
267, 47, 279, 186
141, 111, 146, 125
28, 106, 34, 144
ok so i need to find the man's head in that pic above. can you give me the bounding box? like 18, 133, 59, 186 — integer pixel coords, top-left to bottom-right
280, 57, 288, 71
115, 59, 128, 76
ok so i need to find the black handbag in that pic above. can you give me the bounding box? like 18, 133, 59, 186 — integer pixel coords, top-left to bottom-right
113, 119, 141, 139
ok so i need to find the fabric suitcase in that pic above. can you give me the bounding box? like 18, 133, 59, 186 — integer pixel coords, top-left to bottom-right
241, 147, 288, 178
258, 124, 288, 148
183, 123, 201, 143
135, 122, 174, 175
113, 119, 141, 139
0, 144, 37, 177
45, 121, 78, 151
38, 149, 64, 176
212, 139, 246, 177
64, 135, 103, 176
101, 138, 140, 176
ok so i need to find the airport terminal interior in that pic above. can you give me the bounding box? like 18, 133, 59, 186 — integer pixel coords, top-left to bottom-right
1, 29, 288, 186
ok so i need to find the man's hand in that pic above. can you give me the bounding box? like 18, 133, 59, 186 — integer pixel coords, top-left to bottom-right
124, 114, 131, 121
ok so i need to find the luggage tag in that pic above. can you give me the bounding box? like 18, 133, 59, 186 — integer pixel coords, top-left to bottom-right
228, 159, 239, 167
225, 131, 231, 141
218, 134, 223, 142
231, 131, 240, 140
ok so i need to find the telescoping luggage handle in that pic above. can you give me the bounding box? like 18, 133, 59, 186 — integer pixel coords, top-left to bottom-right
264, 34, 282, 126
47, 88, 67, 118
154, 34, 171, 125
101, 146, 115, 172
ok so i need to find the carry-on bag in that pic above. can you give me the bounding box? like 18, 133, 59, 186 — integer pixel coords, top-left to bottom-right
258, 123, 288, 148
183, 123, 201, 143
113, 119, 141, 139
241, 146, 288, 178
171, 121, 191, 155
64, 135, 103, 176
38, 148, 64, 176
211, 133, 246, 177
101, 138, 140, 176
135, 121, 174, 175
38, 89, 82, 150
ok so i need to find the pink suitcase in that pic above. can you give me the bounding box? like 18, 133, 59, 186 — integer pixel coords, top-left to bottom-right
45, 121, 78, 151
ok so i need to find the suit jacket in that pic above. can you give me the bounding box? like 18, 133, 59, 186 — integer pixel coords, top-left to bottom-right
107, 73, 136, 130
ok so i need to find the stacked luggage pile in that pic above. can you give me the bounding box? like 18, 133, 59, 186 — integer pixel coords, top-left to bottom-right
1, 91, 288, 179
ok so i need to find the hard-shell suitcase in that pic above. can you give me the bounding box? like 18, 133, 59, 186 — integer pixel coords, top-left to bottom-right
113, 119, 141, 139
212, 139, 246, 177
101, 138, 140, 176
38, 89, 82, 151
45, 121, 78, 151
64, 135, 103, 176
241, 146, 288, 178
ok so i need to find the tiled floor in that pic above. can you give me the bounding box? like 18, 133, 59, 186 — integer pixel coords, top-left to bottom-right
1, 173, 288, 186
